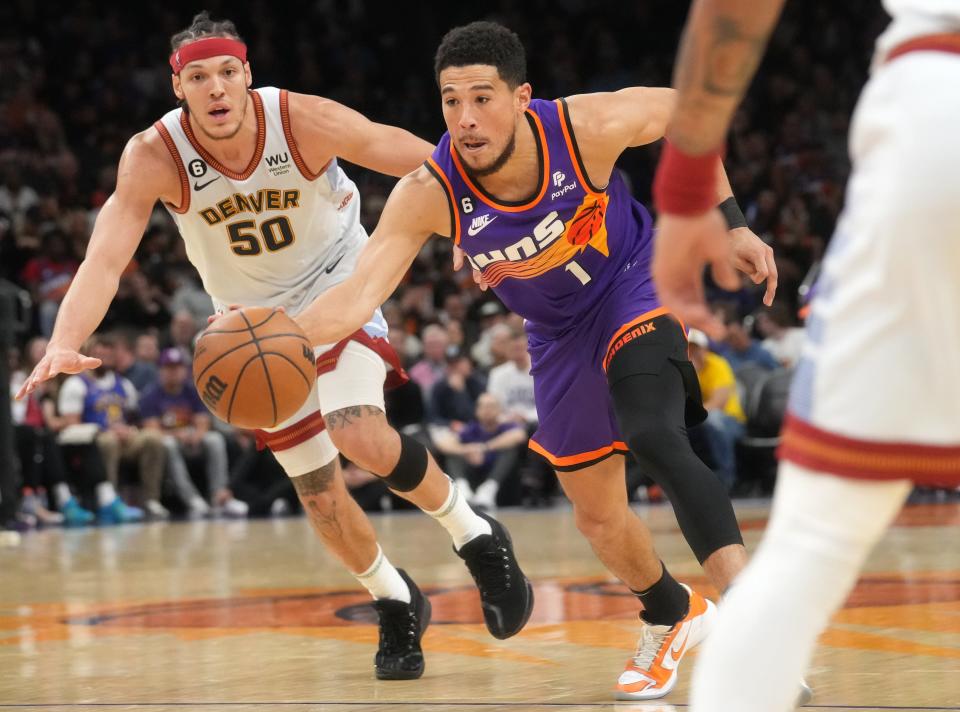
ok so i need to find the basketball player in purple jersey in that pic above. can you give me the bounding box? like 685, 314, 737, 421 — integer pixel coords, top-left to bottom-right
296, 21, 778, 699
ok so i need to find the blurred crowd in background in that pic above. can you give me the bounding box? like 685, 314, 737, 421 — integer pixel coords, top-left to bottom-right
2, 0, 892, 530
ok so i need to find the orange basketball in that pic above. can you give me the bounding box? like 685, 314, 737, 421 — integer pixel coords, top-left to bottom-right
193, 306, 317, 429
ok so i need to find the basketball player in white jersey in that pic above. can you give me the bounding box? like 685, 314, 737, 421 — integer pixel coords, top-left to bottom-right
650, 1, 960, 709
17, 12, 534, 680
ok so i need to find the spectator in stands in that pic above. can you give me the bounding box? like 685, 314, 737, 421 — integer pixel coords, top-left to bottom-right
140, 348, 247, 518
168, 268, 214, 326
114, 332, 158, 394
408, 323, 449, 394
486, 331, 537, 428
0, 163, 39, 232
756, 303, 806, 367
134, 333, 161, 378
429, 351, 485, 430
714, 309, 780, 371
11, 337, 96, 526
57, 334, 165, 520
471, 320, 512, 372
19, 229, 78, 337
167, 309, 200, 354
433, 393, 527, 510
687, 329, 747, 491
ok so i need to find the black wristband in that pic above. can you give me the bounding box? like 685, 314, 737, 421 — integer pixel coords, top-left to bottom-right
718, 196, 747, 230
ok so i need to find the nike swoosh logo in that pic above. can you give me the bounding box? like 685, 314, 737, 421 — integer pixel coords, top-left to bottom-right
194, 176, 221, 191
467, 215, 498, 236
324, 254, 344, 274
663, 625, 691, 670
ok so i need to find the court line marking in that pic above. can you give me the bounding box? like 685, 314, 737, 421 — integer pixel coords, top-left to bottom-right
3, 703, 960, 710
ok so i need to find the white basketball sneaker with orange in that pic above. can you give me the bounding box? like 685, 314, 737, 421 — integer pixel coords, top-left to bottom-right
615, 584, 717, 700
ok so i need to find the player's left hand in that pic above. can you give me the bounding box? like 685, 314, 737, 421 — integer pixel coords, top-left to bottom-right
452, 245, 489, 292
728, 227, 777, 307
653, 210, 740, 339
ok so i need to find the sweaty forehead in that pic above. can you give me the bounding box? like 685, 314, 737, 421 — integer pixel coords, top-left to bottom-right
439, 64, 505, 92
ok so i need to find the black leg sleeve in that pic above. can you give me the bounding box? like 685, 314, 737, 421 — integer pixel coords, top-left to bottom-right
608, 336, 743, 563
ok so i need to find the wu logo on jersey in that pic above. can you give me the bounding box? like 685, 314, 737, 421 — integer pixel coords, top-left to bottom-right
467, 214, 498, 236
265, 152, 291, 177
552, 170, 566, 187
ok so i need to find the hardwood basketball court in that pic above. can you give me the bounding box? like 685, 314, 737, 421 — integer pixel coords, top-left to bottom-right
2, 501, 959, 711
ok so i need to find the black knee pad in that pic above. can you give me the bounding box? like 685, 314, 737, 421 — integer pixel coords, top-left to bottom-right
382, 432, 428, 492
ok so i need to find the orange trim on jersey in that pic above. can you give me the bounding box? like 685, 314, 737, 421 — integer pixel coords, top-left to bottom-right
180, 90, 266, 181
153, 121, 190, 214
529, 438, 629, 470
279, 89, 332, 181
602, 307, 676, 371
449, 110, 550, 213
425, 157, 462, 245
887, 33, 960, 63
779, 414, 960, 486
554, 99, 603, 197
254, 411, 326, 452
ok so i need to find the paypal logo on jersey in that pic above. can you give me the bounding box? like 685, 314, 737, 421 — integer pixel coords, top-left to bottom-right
551, 170, 577, 201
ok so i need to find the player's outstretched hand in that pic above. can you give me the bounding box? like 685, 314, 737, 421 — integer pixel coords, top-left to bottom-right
16, 348, 102, 400
207, 304, 284, 325
729, 227, 778, 307
653, 210, 740, 340
452, 245, 489, 292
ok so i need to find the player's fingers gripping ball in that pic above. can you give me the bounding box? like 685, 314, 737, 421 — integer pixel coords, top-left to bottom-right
193, 306, 317, 429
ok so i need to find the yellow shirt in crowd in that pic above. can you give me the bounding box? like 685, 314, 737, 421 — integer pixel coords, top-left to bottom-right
698, 352, 747, 423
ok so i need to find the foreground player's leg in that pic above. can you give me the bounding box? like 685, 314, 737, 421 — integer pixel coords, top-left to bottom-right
690, 463, 910, 712
559, 457, 716, 700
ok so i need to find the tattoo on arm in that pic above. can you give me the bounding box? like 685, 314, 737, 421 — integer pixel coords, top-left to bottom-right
324, 405, 383, 431
702, 15, 772, 97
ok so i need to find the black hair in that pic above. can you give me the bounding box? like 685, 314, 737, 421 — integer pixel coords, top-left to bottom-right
170, 11, 243, 51
434, 21, 526, 88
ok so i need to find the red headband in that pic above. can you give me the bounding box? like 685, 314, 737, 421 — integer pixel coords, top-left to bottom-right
169, 37, 248, 74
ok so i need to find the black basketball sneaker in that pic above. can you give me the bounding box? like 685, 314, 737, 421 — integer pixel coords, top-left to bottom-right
456, 511, 535, 639
372, 569, 432, 680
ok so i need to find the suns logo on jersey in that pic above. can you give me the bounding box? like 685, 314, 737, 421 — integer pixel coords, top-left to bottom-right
466, 194, 610, 288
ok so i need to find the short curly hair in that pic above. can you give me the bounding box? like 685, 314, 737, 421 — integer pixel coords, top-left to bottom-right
170, 11, 244, 52
434, 21, 526, 88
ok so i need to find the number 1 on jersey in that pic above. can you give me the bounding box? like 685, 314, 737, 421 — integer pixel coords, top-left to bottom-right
565, 260, 592, 286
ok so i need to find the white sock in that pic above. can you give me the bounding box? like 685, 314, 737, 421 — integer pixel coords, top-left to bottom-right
427, 477, 492, 550
355, 546, 411, 603
690, 463, 911, 712
96, 481, 118, 508
54, 483, 73, 509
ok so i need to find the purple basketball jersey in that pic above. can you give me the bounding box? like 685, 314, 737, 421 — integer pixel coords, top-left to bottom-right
425, 98, 658, 331
426, 98, 667, 468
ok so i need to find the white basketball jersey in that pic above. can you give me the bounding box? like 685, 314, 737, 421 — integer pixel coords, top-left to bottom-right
877, 0, 960, 63
155, 87, 375, 326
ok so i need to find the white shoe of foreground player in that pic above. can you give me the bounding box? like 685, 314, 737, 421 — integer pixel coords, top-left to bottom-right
614, 585, 717, 700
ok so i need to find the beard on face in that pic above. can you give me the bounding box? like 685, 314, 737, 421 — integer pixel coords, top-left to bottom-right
460, 129, 517, 179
